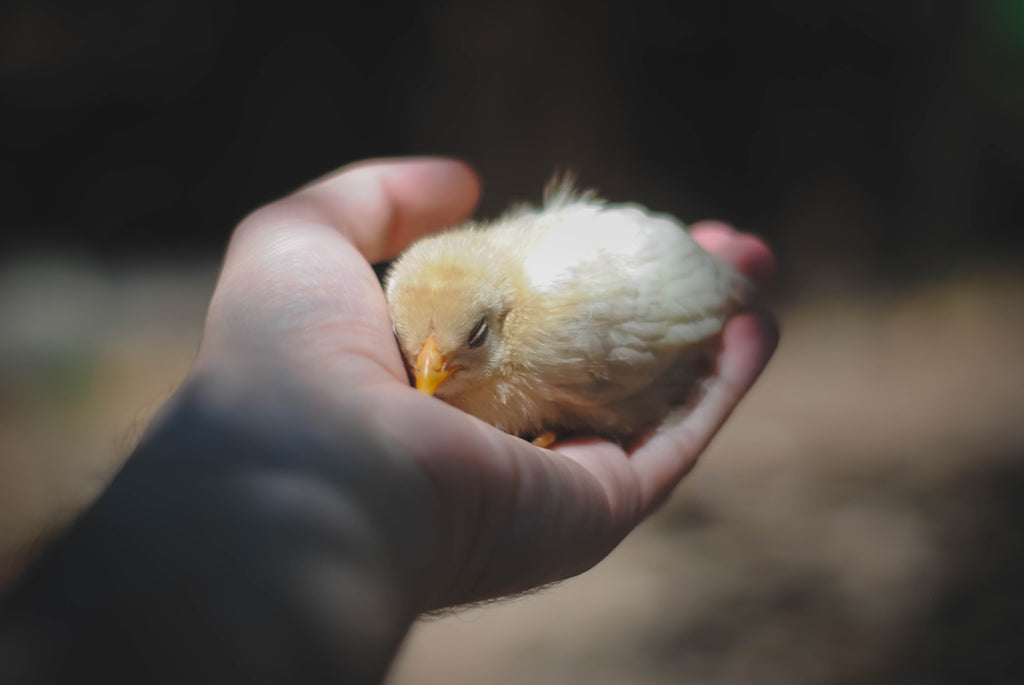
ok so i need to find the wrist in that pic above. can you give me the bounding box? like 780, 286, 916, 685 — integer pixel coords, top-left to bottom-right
174, 367, 443, 594
1, 370, 440, 682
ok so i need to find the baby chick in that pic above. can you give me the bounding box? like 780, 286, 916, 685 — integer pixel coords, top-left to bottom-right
384, 184, 750, 446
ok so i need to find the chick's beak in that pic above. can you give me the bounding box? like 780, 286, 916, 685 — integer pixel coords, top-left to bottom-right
415, 334, 453, 395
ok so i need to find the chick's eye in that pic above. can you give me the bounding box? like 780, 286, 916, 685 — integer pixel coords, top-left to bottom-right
467, 317, 488, 348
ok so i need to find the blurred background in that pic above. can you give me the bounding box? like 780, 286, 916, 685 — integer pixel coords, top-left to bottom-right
2, 0, 1023, 682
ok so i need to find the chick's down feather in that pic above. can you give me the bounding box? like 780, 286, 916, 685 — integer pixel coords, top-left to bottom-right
384, 189, 750, 444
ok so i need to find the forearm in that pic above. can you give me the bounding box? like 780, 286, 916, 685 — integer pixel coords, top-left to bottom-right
0, 376, 438, 684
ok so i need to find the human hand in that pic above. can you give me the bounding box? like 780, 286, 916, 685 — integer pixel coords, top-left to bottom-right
186, 157, 778, 610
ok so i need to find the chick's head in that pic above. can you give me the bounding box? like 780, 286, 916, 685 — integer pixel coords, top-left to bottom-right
384, 230, 517, 399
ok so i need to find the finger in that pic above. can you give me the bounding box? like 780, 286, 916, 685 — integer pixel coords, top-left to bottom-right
549, 224, 779, 522
690, 221, 776, 288
271, 157, 482, 264
630, 311, 780, 509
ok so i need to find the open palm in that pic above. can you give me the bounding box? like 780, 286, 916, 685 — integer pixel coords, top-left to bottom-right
192, 157, 778, 610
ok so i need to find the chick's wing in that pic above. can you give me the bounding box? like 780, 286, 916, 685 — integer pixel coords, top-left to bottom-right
510, 200, 739, 401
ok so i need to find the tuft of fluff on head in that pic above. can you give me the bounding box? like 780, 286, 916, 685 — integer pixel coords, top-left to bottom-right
541, 172, 597, 208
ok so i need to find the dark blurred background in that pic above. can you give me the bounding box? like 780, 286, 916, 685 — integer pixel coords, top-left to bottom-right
3, 0, 1022, 281
2, 2, 1023, 684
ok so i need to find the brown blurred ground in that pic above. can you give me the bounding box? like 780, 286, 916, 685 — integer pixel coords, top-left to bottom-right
1, 255, 1021, 684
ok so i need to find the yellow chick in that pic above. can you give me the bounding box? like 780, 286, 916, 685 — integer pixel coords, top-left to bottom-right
384, 184, 750, 446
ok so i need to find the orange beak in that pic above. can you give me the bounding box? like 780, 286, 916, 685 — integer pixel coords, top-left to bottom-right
415, 334, 454, 395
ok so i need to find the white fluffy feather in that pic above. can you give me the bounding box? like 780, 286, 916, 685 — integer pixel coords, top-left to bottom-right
384, 188, 750, 443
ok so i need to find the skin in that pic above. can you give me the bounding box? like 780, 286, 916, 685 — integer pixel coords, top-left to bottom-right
0, 157, 777, 683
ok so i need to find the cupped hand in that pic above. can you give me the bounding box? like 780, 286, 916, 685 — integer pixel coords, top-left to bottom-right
190, 157, 778, 610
